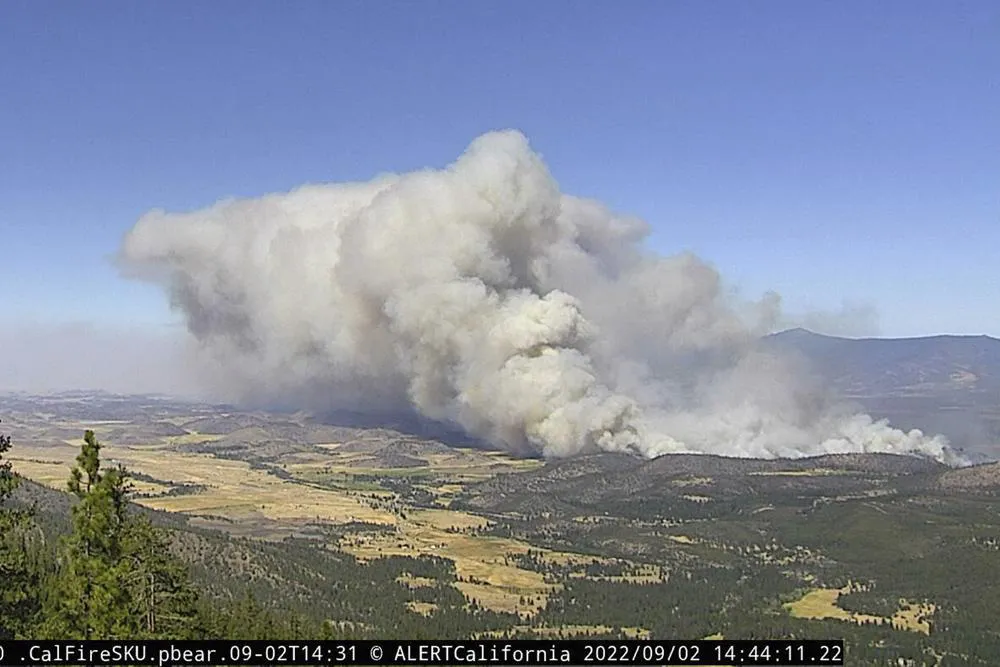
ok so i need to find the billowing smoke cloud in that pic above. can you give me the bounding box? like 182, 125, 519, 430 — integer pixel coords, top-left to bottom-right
119, 131, 965, 465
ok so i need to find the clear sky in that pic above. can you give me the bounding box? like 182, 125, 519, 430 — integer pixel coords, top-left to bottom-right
1, 0, 998, 351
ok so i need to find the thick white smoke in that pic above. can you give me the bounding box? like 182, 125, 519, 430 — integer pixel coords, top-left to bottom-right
120, 131, 964, 466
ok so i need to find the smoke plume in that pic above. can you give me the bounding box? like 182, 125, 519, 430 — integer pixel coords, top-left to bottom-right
120, 131, 964, 465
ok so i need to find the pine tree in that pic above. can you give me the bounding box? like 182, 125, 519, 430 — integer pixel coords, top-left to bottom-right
0, 420, 43, 638
43, 431, 138, 638
43, 430, 201, 639
119, 515, 199, 638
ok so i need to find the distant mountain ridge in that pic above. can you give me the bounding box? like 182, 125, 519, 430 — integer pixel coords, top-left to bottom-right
766, 328, 1000, 397
764, 328, 1000, 461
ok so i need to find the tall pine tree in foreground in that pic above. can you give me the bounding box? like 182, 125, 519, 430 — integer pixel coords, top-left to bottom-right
43, 430, 199, 639
43, 430, 134, 638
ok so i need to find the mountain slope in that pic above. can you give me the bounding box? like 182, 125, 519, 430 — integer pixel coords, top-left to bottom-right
766, 328, 1000, 397
765, 329, 1000, 461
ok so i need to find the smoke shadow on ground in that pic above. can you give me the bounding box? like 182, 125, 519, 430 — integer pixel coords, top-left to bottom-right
309, 409, 546, 458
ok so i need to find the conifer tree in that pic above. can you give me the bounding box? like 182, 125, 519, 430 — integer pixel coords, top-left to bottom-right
0, 420, 42, 638
120, 515, 199, 638
43, 430, 201, 639
44, 430, 138, 638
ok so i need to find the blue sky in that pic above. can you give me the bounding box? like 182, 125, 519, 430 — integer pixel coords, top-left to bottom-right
1, 0, 998, 341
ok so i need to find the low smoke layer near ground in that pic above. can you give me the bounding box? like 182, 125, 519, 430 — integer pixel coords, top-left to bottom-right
119, 131, 963, 465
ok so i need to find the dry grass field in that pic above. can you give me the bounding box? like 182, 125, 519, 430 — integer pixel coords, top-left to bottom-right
396, 574, 437, 588
784, 586, 934, 634
8, 431, 615, 617
478, 624, 651, 639
748, 469, 853, 477
9, 438, 398, 526
285, 444, 541, 482
405, 602, 438, 616
340, 507, 554, 615
671, 476, 713, 487
567, 562, 665, 584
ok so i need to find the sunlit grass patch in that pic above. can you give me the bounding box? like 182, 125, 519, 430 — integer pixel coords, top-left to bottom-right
749, 469, 850, 477
397, 574, 437, 588
784, 586, 934, 635
166, 432, 227, 445
671, 476, 713, 487
480, 624, 651, 639
405, 601, 437, 616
